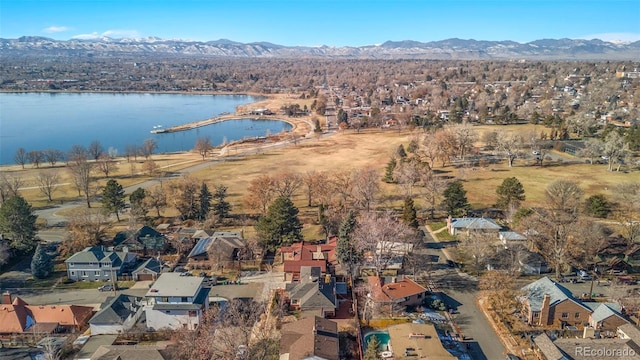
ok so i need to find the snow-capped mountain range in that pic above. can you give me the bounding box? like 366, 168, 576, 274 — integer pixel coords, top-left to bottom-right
2, 36, 639, 60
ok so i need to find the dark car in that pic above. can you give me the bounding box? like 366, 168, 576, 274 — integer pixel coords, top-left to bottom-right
446, 260, 456, 268
98, 283, 115, 292
506, 354, 521, 360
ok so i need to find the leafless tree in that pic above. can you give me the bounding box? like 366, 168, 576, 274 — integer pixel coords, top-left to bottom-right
602, 131, 630, 171
394, 160, 422, 197
124, 144, 138, 162
88, 140, 104, 160
195, 136, 214, 160
479, 270, 522, 318
612, 183, 640, 242
577, 138, 604, 164
273, 172, 302, 199
59, 208, 109, 257
243, 175, 276, 215
451, 123, 478, 160
142, 159, 159, 176
43, 149, 64, 167
140, 138, 158, 159
523, 180, 584, 279
168, 299, 271, 360
421, 171, 447, 219
96, 153, 117, 178
67, 157, 94, 207
419, 132, 440, 169
351, 167, 380, 212
302, 170, 329, 207
27, 150, 44, 168
14, 147, 27, 169
330, 170, 355, 212
496, 132, 523, 167
36, 170, 60, 202
354, 212, 415, 276
0, 172, 23, 201
458, 231, 497, 276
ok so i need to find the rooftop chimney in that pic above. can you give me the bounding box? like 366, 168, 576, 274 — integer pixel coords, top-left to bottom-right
3, 291, 12, 305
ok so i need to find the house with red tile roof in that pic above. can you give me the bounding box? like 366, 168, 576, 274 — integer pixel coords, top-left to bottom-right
279, 237, 337, 282
0, 292, 94, 335
367, 276, 428, 315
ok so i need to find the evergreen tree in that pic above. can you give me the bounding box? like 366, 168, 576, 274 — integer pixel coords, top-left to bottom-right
363, 336, 381, 360
402, 197, 419, 228
129, 187, 147, 219
337, 210, 362, 276
584, 194, 611, 218
255, 196, 302, 251
396, 144, 407, 159
441, 180, 471, 217
495, 177, 526, 210
0, 195, 38, 252
212, 184, 231, 219
30, 243, 53, 279
382, 158, 397, 183
314, 118, 322, 133
198, 182, 212, 221
102, 179, 125, 221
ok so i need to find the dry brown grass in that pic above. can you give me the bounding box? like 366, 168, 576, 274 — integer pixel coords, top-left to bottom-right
3, 123, 638, 222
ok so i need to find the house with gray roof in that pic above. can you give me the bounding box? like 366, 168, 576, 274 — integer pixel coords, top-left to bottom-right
113, 226, 167, 255
447, 217, 502, 236
585, 302, 628, 331
89, 294, 144, 335
144, 273, 210, 331
285, 266, 337, 318
132, 258, 162, 281
65, 247, 137, 282
187, 232, 246, 270
521, 277, 629, 330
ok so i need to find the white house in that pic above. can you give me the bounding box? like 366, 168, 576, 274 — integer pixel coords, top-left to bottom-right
144, 273, 210, 331
89, 294, 144, 335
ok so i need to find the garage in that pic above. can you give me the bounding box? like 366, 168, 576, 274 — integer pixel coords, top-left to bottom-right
136, 273, 155, 281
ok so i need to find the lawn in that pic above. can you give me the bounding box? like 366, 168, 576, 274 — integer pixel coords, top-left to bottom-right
4, 124, 638, 231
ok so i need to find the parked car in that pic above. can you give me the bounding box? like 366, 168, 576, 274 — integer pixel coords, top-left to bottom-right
98, 283, 115, 292
578, 270, 592, 280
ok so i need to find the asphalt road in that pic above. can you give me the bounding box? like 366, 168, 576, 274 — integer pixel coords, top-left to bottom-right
419, 227, 506, 360
6, 287, 150, 309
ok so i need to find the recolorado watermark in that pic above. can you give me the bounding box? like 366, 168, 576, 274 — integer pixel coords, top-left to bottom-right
575, 346, 636, 357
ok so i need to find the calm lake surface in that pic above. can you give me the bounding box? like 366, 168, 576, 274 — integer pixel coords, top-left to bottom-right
0, 93, 291, 165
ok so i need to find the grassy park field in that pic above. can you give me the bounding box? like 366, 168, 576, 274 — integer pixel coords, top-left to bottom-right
3, 123, 637, 218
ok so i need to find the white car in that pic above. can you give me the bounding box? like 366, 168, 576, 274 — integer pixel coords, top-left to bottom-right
532, 150, 540, 155
578, 270, 592, 280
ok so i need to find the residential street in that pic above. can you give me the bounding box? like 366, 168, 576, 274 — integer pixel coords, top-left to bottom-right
420, 225, 506, 360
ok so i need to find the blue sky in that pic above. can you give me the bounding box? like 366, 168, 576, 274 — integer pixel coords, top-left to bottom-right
1, 0, 639, 46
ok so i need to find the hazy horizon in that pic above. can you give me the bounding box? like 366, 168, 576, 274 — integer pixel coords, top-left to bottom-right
2, 0, 639, 47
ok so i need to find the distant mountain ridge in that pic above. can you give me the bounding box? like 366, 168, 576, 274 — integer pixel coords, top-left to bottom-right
1, 36, 639, 60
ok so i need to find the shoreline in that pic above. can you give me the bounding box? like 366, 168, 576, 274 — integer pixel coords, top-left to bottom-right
0, 91, 315, 169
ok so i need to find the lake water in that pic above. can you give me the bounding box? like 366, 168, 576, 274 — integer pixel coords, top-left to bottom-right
0, 93, 292, 165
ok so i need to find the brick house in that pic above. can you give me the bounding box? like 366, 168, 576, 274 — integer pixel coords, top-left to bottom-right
280, 238, 337, 282
520, 277, 628, 330
368, 276, 428, 315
